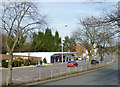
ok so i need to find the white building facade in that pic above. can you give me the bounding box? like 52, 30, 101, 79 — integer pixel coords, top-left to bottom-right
12, 52, 77, 63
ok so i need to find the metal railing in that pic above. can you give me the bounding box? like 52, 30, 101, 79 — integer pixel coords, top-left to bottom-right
11, 61, 113, 85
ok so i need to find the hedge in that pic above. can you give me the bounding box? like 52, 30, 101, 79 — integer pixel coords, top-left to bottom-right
12, 59, 22, 67
30, 61, 36, 65
2, 59, 8, 68
24, 59, 29, 66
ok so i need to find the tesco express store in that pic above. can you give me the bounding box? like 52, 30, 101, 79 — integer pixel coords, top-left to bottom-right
12, 52, 77, 63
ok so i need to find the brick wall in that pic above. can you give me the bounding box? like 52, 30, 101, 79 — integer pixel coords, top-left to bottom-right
75, 43, 86, 57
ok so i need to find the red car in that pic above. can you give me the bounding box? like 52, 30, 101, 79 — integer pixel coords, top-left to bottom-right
67, 61, 78, 67
74, 57, 78, 60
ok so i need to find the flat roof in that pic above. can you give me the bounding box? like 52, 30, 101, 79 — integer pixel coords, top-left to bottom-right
11, 52, 77, 58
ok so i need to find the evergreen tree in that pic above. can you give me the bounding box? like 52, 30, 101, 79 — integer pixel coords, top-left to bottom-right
63, 36, 70, 52
31, 28, 62, 52
63, 36, 76, 52
44, 28, 55, 52
54, 31, 61, 52
31, 33, 38, 51
31, 32, 45, 52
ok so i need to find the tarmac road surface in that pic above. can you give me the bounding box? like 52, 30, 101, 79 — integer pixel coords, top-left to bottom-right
42, 61, 118, 85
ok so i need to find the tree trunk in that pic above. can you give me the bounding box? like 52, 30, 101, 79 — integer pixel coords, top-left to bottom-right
89, 55, 92, 64
7, 52, 13, 85
88, 54, 92, 68
101, 57, 103, 63
111, 53, 113, 61
88, 50, 92, 64
99, 53, 103, 63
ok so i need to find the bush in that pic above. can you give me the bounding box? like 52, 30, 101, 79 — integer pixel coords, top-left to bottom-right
2, 59, 8, 68
24, 59, 29, 66
18, 60, 22, 67
18, 58, 23, 61
13, 60, 18, 67
43, 58, 47, 63
30, 61, 36, 65
12, 59, 22, 67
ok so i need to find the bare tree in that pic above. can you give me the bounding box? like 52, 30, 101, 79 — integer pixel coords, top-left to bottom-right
1, 2, 47, 85
99, 2, 120, 35
72, 16, 113, 64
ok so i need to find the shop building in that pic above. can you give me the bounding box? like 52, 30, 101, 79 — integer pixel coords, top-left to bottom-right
11, 52, 77, 63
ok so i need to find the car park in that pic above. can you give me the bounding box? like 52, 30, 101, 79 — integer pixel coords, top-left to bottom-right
67, 61, 78, 67
91, 60, 99, 64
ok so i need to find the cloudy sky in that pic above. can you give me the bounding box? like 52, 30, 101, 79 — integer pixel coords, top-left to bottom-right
38, 2, 118, 39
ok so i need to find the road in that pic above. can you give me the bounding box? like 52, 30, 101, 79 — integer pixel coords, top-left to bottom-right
35, 61, 118, 85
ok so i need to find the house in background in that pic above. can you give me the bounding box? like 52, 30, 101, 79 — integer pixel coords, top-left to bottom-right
75, 43, 86, 57
75, 43, 98, 58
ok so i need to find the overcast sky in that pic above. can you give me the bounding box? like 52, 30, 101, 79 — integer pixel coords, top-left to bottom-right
37, 2, 118, 39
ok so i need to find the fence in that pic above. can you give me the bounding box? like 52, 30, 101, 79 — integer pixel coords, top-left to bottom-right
10, 61, 113, 85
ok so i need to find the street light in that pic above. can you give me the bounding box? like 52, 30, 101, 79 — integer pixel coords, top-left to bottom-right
61, 24, 68, 64
62, 40, 64, 64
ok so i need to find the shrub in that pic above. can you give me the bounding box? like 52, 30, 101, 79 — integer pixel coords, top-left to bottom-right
24, 59, 29, 66
43, 58, 47, 63
18, 60, 22, 67
30, 61, 36, 65
22, 60, 24, 64
12, 59, 22, 67
2, 59, 8, 68
18, 58, 23, 61
13, 60, 18, 67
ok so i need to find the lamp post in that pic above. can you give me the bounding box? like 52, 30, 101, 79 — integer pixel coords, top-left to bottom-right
61, 24, 68, 64
62, 40, 63, 64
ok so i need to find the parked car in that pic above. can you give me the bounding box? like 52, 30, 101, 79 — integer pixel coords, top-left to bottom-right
78, 57, 82, 61
91, 60, 99, 64
67, 61, 78, 67
74, 57, 78, 60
